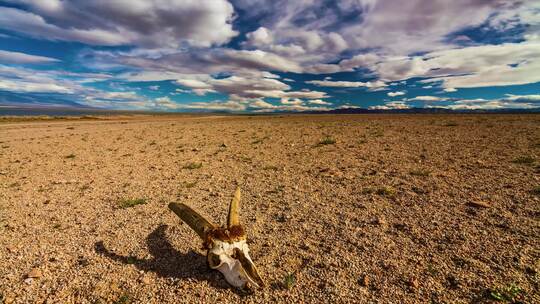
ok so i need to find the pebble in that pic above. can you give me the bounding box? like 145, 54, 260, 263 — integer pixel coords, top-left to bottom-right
374, 217, 386, 225
2, 295, 14, 304
408, 278, 419, 289
141, 276, 152, 285
27, 268, 42, 278
359, 275, 369, 287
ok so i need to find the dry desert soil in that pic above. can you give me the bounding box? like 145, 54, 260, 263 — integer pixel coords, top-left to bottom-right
0, 114, 539, 303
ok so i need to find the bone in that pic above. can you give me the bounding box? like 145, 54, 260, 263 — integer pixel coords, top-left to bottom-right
233, 248, 265, 288
168, 203, 216, 239
227, 187, 241, 228
169, 188, 265, 290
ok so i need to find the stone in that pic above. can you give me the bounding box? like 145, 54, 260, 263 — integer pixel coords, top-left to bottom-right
359, 275, 369, 287
141, 276, 152, 285
468, 201, 490, 208
408, 278, 419, 289
27, 268, 42, 278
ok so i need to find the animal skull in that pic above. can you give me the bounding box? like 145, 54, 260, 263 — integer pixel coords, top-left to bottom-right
169, 187, 264, 290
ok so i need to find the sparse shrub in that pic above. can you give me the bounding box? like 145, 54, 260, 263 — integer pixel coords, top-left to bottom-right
444, 122, 458, 127
283, 272, 296, 290
489, 284, 524, 302
183, 181, 198, 188
361, 188, 374, 194
376, 186, 396, 197
512, 155, 535, 164
183, 162, 203, 169
239, 155, 252, 162
426, 264, 438, 276
113, 294, 132, 304
318, 136, 336, 146
531, 186, 540, 195
263, 165, 279, 171
371, 130, 384, 137
65, 154, 76, 159
126, 256, 137, 264
268, 185, 285, 194
118, 198, 146, 209
410, 169, 430, 177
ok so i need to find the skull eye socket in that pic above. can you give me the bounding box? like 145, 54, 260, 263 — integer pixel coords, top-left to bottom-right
208, 252, 222, 268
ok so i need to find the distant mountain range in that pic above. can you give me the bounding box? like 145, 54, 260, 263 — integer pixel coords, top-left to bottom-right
305, 107, 540, 114
0, 104, 539, 116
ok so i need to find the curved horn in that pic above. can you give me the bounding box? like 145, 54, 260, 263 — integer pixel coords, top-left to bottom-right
227, 187, 241, 228
168, 203, 216, 239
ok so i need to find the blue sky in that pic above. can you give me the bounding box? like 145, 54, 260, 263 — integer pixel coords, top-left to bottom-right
0, 0, 539, 112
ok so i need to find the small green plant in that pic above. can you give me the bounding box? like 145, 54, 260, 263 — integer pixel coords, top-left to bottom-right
361, 188, 374, 194
512, 155, 535, 165
489, 284, 524, 302
532, 186, 540, 195
52, 223, 61, 229
113, 294, 132, 304
126, 256, 137, 264
118, 198, 147, 209
370, 130, 384, 137
376, 186, 396, 197
444, 121, 458, 127
283, 272, 296, 290
410, 169, 430, 177
317, 136, 336, 146
183, 181, 198, 188
358, 138, 368, 144
262, 165, 279, 171
426, 263, 438, 276
183, 162, 202, 169
268, 185, 285, 194
65, 154, 76, 159
239, 155, 252, 162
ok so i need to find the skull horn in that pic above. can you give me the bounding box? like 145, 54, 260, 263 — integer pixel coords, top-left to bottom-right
168, 202, 216, 239
227, 187, 241, 228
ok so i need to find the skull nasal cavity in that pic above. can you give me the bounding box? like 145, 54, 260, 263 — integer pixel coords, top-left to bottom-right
232, 248, 242, 259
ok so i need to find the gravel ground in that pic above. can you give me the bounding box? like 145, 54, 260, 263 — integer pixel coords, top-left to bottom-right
0, 114, 539, 303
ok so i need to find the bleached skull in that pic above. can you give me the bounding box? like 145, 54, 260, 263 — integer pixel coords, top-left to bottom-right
169, 187, 264, 290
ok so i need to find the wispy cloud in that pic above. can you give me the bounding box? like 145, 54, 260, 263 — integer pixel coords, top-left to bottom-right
0, 50, 60, 64
387, 91, 405, 97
